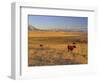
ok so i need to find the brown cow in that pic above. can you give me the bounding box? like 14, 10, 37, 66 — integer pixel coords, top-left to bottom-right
40, 44, 43, 47
67, 43, 76, 52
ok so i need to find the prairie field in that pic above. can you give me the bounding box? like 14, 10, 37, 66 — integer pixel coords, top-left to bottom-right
28, 31, 88, 66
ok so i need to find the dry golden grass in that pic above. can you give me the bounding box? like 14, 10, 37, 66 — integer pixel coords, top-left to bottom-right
28, 31, 85, 37
28, 31, 88, 66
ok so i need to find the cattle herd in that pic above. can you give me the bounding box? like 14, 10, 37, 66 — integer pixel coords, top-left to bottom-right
39, 42, 76, 52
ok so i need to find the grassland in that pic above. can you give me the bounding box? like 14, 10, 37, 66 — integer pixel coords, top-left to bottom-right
28, 31, 88, 66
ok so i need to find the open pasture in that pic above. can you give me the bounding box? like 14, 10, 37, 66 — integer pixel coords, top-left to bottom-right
28, 31, 88, 66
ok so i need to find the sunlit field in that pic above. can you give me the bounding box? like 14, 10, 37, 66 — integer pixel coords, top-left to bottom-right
28, 31, 88, 66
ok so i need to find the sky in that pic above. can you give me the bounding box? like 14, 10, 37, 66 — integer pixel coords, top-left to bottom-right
28, 15, 88, 31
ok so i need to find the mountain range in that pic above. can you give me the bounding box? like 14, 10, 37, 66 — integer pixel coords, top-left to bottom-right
28, 25, 87, 32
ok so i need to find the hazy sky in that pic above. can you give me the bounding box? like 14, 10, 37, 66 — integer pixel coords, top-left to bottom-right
28, 15, 88, 30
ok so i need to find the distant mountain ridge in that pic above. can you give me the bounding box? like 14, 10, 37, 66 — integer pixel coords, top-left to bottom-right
28, 25, 39, 31
28, 25, 87, 32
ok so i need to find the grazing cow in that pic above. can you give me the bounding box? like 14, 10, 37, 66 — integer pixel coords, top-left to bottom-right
40, 44, 43, 47
73, 42, 76, 44
67, 43, 76, 52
